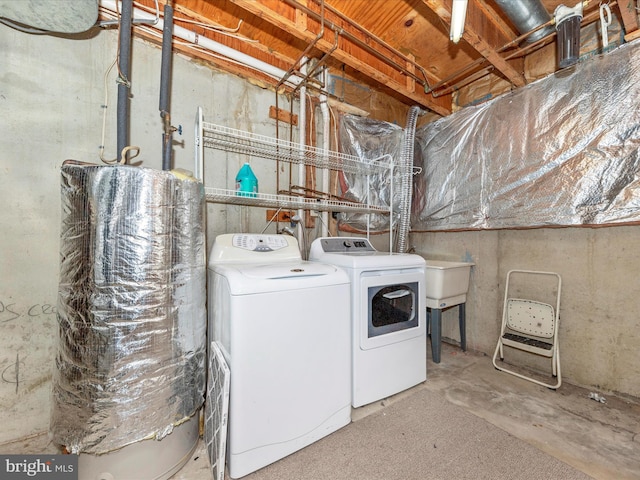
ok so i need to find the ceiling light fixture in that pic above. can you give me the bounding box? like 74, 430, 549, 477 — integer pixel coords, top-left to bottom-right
450, 0, 468, 44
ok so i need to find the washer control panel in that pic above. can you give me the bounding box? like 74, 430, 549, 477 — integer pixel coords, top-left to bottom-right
232, 234, 289, 251
317, 237, 377, 253
209, 234, 301, 265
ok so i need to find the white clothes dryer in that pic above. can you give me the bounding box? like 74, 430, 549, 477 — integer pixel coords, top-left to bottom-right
309, 237, 426, 408
208, 234, 351, 479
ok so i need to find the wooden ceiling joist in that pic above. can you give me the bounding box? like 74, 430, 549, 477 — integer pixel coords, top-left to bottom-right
130, 0, 640, 117
228, 0, 452, 115
420, 0, 526, 88
618, 0, 640, 40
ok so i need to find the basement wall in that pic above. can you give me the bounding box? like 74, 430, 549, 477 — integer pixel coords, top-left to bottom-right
411, 225, 640, 398
409, 39, 640, 399
0, 25, 293, 445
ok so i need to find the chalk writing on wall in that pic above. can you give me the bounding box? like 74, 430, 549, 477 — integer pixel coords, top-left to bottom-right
1, 353, 23, 393
0, 301, 57, 323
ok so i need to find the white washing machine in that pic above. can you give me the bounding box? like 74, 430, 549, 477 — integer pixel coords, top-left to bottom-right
208, 234, 351, 479
309, 237, 426, 408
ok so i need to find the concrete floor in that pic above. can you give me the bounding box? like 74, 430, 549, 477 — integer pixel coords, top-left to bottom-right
5, 342, 639, 479
174, 341, 640, 480
417, 343, 640, 480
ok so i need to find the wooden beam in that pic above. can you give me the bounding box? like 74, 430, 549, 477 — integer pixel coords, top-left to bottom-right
269, 106, 298, 125
420, 0, 526, 88
617, 0, 640, 39
228, 0, 452, 115
625, 29, 640, 41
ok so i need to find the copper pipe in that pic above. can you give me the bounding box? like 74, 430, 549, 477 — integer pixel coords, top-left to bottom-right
276, 0, 326, 92
431, 66, 494, 98
310, 0, 435, 87
425, 58, 486, 94
281, 0, 433, 89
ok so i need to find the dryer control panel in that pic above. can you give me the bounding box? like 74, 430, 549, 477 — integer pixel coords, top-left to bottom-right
316, 237, 377, 253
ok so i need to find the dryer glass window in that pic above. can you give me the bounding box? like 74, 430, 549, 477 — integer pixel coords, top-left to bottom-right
368, 282, 418, 337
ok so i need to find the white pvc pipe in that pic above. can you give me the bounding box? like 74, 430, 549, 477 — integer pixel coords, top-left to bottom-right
100, 0, 303, 88
319, 71, 330, 237
297, 60, 307, 254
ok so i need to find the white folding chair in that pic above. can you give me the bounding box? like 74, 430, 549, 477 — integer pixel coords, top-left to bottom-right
492, 270, 562, 389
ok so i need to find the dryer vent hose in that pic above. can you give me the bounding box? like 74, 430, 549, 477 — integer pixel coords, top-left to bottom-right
397, 106, 423, 253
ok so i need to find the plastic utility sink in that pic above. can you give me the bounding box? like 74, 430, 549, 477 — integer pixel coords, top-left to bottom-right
424, 260, 474, 309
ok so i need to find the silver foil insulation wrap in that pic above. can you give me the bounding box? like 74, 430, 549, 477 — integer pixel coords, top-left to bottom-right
51, 163, 206, 455
413, 41, 640, 231
338, 115, 403, 232
339, 41, 640, 232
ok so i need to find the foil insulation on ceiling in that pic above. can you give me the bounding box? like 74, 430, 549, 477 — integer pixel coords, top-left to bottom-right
50, 163, 206, 455
413, 40, 640, 230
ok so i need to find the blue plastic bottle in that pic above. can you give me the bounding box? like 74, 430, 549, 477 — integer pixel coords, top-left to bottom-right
235, 162, 258, 197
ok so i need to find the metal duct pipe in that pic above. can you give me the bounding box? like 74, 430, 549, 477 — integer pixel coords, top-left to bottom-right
297, 59, 307, 257
493, 0, 554, 44
117, 0, 133, 163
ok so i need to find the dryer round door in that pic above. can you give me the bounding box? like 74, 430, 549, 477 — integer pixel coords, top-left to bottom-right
359, 270, 426, 350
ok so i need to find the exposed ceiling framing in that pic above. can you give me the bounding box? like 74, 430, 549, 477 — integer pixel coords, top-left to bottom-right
115, 0, 639, 117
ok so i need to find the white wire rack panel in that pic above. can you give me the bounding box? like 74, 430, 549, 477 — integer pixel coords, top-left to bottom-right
201, 122, 389, 175
204, 187, 390, 214
204, 341, 230, 480
196, 107, 394, 216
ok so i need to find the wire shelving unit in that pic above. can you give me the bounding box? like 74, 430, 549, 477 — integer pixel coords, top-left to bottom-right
195, 107, 395, 217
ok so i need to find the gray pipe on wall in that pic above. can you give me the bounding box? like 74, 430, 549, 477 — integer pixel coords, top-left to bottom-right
116, 0, 133, 163
493, 0, 554, 43
160, 3, 174, 171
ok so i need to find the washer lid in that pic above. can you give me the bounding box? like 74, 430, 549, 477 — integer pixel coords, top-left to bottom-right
212, 261, 349, 294
310, 250, 426, 270
241, 262, 337, 279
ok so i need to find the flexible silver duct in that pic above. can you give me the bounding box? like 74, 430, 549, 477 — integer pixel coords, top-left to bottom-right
493, 0, 554, 43
397, 106, 423, 253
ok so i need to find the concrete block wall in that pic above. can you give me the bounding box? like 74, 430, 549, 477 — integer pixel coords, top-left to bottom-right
412, 226, 640, 398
